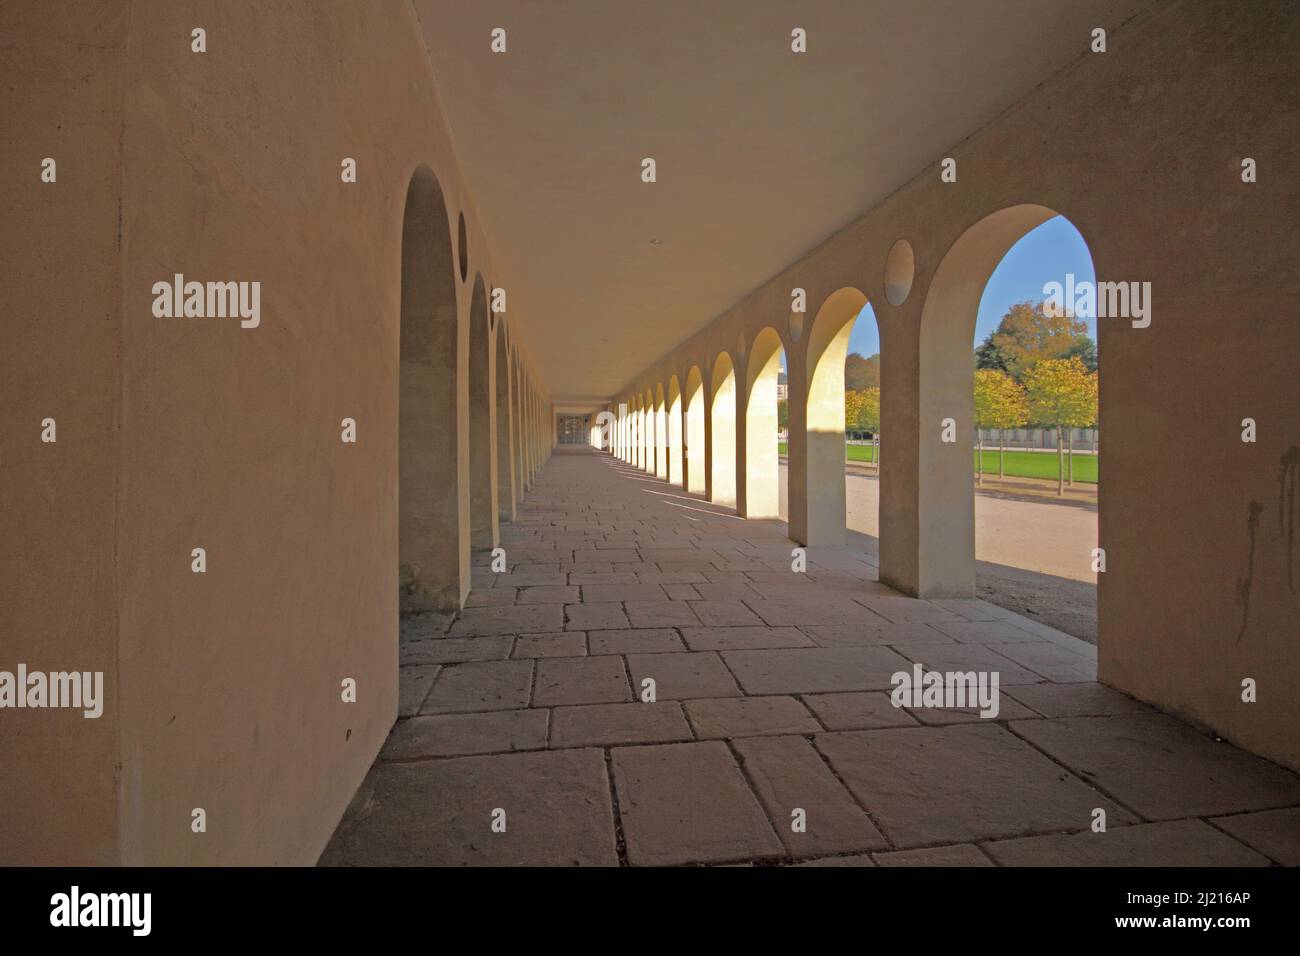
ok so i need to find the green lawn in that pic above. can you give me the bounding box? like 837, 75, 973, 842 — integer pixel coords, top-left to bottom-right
777, 441, 1097, 483
975, 448, 1097, 483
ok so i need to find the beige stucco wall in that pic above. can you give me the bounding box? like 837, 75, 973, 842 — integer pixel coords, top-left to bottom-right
2, 0, 549, 864
1, 1, 127, 865
614, 0, 1300, 770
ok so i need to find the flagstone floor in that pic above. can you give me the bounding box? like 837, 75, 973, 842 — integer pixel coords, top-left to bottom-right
320, 448, 1300, 867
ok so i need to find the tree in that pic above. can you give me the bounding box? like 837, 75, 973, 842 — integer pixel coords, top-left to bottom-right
845, 352, 880, 390
974, 333, 1010, 374
1022, 357, 1097, 494
844, 389, 867, 436
1062, 335, 1098, 373
777, 398, 789, 432
973, 370, 1027, 484
856, 386, 881, 467
982, 300, 1091, 380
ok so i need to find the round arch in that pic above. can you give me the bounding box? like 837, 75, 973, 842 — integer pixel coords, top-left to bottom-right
917, 203, 1063, 595
683, 366, 706, 495
742, 326, 785, 519
666, 375, 683, 486
710, 352, 738, 507
398, 164, 462, 612
790, 287, 869, 546
468, 274, 494, 550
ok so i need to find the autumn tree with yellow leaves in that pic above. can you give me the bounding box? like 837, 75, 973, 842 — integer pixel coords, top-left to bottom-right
1022, 357, 1099, 494
973, 369, 1028, 484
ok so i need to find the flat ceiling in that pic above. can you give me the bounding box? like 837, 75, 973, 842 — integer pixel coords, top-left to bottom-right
413, 0, 1143, 400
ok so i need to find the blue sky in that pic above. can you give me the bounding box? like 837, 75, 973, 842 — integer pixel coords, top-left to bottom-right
844, 215, 1096, 359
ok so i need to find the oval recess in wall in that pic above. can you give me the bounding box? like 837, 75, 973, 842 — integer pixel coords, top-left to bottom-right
884, 238, 915, 306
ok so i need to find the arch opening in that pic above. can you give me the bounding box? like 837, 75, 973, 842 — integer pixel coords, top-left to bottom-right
654, 384, 668, 480
468, 275, 495, 550
684, 367, 706, 495
399, 165, 461, 612
666, 376, 683, 486
710, 353, 738, 507
918, 203, 1099, 598
792, 287, 871, 546
743, 327, 785, 519
496, 324, 515, 522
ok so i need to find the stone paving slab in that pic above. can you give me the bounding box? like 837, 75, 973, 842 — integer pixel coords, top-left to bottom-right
565, 602, 631, 630
516, 585, 580, 605
983, 820, 1271, 866
627, 651, 743, 700
680, 625, 813, 651
930, 620, 1048, 644
904, 697, 1039, 725
625, 599, 702, 628
874, 844, 993, 866
400, 636, 512, 666
1208, 808, 1300, 865
512, 632, 587, 658
815, 724, 1136, 847
321, 749, 618, 866
611, 741, 784, 865
795, 854, 876, 866
1002, 681, 1154, 718
448, 604, 563, 636
550, 701, 693, 748
533, 655, 632, 706
802, 623, 955, 647
687, 600, 764, 627
464, 587, 519, 607
382, 709, 549, 759
398, 664, 440, 717
733, 735, 888, 857
685, 696, 821, 739
802, 692, 920, 731
744, 598, 873, 626
856, 596, 965, 624
892, 644, 1046, 686
722, 646, 912, 694
399, 611, 454, 641
587, 628, 686, 655
419, 660, 535, 714
580, 583, 667, 603
1011, 714, 1300, 819
987, 641, 1096, 682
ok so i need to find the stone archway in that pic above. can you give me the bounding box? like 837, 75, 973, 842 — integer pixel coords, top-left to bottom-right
709, 352, 737, 507
398, 165, 462, 612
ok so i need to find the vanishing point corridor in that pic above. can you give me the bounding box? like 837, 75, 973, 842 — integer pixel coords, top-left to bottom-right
322, 450, 1300, 867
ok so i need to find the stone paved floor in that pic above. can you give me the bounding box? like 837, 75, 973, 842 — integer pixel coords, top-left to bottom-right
321, 448, 1300, 866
